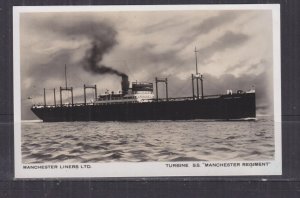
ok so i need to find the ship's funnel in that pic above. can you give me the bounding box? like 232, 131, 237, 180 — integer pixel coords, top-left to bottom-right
121, 75, 129, 94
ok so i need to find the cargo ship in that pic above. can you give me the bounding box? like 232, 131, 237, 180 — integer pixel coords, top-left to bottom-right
31, 49, 256, 122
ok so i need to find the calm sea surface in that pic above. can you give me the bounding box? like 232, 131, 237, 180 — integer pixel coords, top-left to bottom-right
22, 116, 274, 163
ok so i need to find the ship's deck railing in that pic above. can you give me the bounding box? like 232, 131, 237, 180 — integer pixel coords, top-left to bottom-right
32, 103, 98, 108
144, 92, 252, 102
147, 94, 224, 102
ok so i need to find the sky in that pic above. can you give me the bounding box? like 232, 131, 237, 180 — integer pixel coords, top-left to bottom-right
19, 9, 274, 120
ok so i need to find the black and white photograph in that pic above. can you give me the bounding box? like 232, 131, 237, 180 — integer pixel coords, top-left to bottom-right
13, 5, 281, 178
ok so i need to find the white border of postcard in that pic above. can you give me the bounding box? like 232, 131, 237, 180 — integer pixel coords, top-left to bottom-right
13, 4, 281, 178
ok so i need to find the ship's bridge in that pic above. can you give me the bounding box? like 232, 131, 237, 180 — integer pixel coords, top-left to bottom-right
131, 82, 154, 102
132, 82, 153, 93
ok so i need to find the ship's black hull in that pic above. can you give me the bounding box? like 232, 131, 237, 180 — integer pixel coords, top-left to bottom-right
31, 93, 256, 122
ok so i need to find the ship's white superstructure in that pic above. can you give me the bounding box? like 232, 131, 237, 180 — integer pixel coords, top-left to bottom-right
95, 82, 155, 104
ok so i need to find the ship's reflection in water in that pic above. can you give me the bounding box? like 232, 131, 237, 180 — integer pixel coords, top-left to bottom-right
22, 116, 274, 163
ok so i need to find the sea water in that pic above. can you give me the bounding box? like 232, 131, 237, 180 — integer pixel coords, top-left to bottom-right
21, 116, 274, 163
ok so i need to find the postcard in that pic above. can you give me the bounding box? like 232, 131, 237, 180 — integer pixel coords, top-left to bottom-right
13, 4, 281, 178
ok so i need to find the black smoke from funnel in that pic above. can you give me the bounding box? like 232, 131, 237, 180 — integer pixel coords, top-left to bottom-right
82, 27, 127, 78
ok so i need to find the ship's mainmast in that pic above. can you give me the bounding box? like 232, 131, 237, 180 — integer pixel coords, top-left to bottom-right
192, 47, 204, 99
65, 63, 68, 88
59, 64, 74, 106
